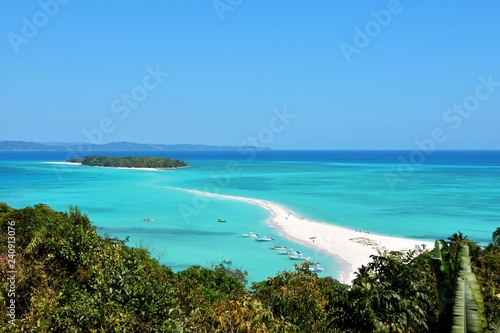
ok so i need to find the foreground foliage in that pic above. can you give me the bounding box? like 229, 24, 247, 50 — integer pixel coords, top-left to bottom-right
1, 203, 499, 332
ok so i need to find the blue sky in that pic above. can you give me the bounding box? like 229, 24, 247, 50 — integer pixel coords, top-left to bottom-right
1, 1, 499, 149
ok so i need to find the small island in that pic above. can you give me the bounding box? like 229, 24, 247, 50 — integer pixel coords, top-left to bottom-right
67, 155, 188, 169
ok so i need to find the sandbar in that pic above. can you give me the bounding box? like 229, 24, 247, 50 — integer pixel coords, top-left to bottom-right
183, 189, 434, 284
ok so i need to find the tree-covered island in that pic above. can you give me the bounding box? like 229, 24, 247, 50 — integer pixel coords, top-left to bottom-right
67, 156, 188, 169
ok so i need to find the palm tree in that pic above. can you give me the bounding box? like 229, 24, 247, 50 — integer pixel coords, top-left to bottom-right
432, 239, 487, 333
492, 227, 500, 247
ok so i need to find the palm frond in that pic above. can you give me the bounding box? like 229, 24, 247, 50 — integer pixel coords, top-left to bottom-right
451, 244, 487, 333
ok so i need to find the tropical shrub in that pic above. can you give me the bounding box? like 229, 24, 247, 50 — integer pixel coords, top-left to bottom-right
348, 250, 436, 333
1, 203, 499, 332
252, 263, 349, 333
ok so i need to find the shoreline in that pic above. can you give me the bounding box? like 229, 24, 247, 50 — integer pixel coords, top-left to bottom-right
182, 189, 434, 284
41, 162, 82, 165
42, 162, 189, 171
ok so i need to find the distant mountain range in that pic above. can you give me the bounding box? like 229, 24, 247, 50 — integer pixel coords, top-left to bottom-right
0, 141, 271, 151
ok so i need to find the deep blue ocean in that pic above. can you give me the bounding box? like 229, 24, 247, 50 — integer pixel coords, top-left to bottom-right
1, 150, 499, 282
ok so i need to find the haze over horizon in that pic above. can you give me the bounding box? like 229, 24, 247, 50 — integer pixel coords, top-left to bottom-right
1, 1, 499, 150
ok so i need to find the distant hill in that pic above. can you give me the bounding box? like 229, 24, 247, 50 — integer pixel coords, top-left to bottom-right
0, 141, 271, 151
0, 141, 55, 151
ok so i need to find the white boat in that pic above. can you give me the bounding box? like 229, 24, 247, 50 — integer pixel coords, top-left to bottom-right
255, 236, 274, 242
289, 253, 310, 261
222, 259, 232, 265
241, 232, 259, 238
279, 249, 298, 255
309, 266, 325, 273
270, 244, 287, 250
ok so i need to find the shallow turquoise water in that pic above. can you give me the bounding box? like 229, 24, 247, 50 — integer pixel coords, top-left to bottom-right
1, 150, 499, 283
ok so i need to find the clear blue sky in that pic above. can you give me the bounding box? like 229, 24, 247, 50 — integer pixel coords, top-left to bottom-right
1, 1, 499, 149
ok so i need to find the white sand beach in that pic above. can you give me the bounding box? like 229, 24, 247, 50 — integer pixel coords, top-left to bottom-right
41, 162, 82, 165
184, 189, 434, 284
99, 166, 189, 171
106, 166, 162, 171
42, 162, 188, 171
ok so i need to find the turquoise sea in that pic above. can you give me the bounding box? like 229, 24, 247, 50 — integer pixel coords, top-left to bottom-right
1, 150, 499, 283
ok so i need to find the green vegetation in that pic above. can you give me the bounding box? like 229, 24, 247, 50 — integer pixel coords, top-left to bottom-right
68, 155, 188, 169
1, 203, 499, 332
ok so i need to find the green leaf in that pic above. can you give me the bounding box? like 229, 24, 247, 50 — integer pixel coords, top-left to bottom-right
451, 244, 487, 333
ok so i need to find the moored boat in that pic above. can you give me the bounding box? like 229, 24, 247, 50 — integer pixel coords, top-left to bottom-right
289, 253, 309, 261
255, 236, 274, 242
309, 266, 325, 273
279, 249, 298, 255
241, 232, 259, 238
270, 244, 287, 250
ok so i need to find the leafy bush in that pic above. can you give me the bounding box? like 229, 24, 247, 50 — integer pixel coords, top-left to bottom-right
1, 203, 499, 332
252, 263, 349, 333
